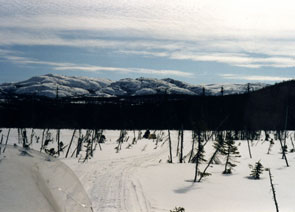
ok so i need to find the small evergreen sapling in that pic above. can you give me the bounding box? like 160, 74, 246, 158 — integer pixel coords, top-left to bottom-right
170, 207, 185, 212
250, 161, 264, 179
221, 132, 240, 174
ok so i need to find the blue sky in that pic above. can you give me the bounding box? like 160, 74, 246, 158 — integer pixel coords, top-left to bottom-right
1, 0, 295, 84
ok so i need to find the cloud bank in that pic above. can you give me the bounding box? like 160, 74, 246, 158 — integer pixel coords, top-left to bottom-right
1, 0, 295, 81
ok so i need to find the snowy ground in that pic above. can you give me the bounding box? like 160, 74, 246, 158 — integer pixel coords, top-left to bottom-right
1, 129, 295, 212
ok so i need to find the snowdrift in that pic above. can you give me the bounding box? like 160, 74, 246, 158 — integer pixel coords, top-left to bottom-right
0, 145, 93, 212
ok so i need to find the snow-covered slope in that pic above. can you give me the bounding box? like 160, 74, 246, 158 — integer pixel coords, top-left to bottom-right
2, 129, 295, 212
0, 74, 268, 98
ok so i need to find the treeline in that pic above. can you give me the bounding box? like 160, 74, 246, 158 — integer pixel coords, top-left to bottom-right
0, 93, 246, 129
1, 80, 295, 130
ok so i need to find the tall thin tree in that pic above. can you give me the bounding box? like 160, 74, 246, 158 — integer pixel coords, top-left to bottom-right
268, 169, 279, 212
179, 126, 184, 163
168, 129, 173, 163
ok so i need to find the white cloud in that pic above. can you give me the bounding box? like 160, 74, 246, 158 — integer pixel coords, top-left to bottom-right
119, 50, 295, 69
54, 66, 193, 77
220, 74, 293, 82
0, 50, 192, 77
1, 0, 295, 69
2, 0, 295, 39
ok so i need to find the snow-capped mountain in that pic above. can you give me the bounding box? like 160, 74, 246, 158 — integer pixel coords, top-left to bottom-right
0, 74, 268, 98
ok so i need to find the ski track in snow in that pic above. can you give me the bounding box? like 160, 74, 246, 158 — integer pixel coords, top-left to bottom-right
79, 147, 167, 212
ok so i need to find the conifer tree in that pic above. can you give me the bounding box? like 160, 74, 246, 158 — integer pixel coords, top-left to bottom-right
193, 131, 207, 182
222, 131, 240, 174
250, 161, 264, 179
198, 132, 224, 182
170, 207, 185, 212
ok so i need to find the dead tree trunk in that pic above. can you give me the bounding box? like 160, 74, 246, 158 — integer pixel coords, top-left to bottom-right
179, 127, 184, 163
2, 129, 11, 153
246, 131, 252, 158
168, 129, 173, 163
290, 135, 295, 152
198, 133, 224, 182
72, 130, 82, 158
132, 130, 137, 144
96, 130, 103, 151
0, 134, 3, 144
188, 131, 196, 163
267, 139, 274, 154
224, 147, 231, 173
0, 134, 3, 154
40, 129, 46, 152
116, 130, 125, 152
278, 131, 289, 167
90, 130, 95, 157
268, 169, 279, 212
199, 149, 217, 183
56, 129, 60, 156
17, 128, 21, 144
176, 130, 181, 157
65, 129, 76, 158
29, 129, 35, 146
22, 129, 28, 148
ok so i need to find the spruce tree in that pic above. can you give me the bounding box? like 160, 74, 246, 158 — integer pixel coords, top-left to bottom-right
198, 132, 224, 182
250, 161, 264, 179
222, 131, 240, 174
193, 131, 207, 182
170, 207, 185, 212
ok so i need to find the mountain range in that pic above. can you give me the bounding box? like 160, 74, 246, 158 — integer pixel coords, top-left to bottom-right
0, 74, 268, 98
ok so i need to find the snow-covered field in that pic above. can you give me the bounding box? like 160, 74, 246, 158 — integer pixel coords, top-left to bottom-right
1, 129, 295, 212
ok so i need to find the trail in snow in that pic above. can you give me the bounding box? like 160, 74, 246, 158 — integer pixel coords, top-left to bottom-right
65, 140, 168, 212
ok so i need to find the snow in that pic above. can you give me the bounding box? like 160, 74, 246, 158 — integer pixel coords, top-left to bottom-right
0, 74, 268, 98
1, 129, 294, 212
135, 88, 157, 96
0, 144, 93, 212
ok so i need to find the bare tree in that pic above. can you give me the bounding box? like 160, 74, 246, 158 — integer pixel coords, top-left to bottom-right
268, 169, 279, 212
168, 129, 173, 163
56, 129, 61, 156
2, 129, 10, 153
179, 127, 184, 163
65, 129, 76, 158
40, 129, 46, 152
246, 131, 252, 159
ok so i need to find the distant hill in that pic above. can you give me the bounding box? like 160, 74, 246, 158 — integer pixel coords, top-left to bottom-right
0, 74, 268, 98
2, 75, 295, 130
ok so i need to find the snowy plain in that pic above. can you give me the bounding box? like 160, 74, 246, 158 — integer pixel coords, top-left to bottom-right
0, 129, 295, 212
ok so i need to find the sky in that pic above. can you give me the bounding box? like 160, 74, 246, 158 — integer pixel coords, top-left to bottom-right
1, 0, 295, 84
